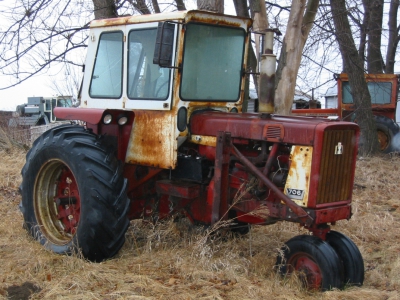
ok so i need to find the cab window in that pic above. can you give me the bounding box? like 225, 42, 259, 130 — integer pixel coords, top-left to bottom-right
89, 31, 124, 98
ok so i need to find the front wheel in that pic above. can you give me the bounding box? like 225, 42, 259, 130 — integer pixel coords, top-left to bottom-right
20, 125, 130, 262
276, 235, 343, 290
326, 231, 364, 287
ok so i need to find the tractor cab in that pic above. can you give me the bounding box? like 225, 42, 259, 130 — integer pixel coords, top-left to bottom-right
57, 10, 251, 169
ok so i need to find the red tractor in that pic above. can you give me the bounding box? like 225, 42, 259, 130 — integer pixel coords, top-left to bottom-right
20, 10, 363, 290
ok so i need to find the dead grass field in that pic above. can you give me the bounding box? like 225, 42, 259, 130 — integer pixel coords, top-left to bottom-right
0, 146, 399, 300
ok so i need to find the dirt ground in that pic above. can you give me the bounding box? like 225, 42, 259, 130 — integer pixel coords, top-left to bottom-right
0, 147, 399, 300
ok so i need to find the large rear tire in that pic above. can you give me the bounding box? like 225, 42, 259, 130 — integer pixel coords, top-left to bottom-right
326, 231, 364, 287
375, 116, 400, 153
20, 125, 130, 262
276, 235, 343, 290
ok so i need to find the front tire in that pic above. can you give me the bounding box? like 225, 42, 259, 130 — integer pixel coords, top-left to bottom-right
20, 125, 130, 261
276, 235, 343, 290
326, 231, 364, 287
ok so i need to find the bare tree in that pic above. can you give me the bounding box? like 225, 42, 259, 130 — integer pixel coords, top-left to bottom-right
175, 0, 186, 11
273, 0, 319, 115
330, 0, 380, 155
93, 0, 118, 19
327, 0, 399, 73
0, 0, 186, 93
232, 0, 258, 112
385, 0, 400, 73
128, 0, 152, 15
197, 0, 224, 13
0, 1, 91, 91
364, 0, 385, 73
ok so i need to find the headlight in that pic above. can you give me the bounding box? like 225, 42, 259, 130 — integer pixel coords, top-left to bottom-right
103, 114, 112, 124
117, 115, 128, 125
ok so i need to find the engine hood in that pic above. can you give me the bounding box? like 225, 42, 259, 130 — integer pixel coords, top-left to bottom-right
189, 111, 359, 146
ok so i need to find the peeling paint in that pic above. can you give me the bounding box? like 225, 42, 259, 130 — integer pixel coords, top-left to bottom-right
284, 146, 313, 207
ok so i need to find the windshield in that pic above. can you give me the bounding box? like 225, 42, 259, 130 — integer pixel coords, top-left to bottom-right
180, 23, 246, 102
57, 98, 73, 107
342, 81, 392, 104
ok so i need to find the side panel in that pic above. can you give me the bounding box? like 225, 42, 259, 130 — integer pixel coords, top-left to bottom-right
125, 110, 176, 168
284, 146, 313, 207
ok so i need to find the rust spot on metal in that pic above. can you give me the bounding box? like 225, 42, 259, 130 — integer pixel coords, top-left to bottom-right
189, 135, 217, 147
90, 10, 252, 30
126, 110, 176, 169
284, 146, 313, 207
258, 73, 275, 113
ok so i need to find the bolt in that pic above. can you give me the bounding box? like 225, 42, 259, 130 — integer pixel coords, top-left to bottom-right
68, 215, 74, 220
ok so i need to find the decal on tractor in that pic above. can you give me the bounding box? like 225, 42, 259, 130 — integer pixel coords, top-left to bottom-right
286, 188, 305, 200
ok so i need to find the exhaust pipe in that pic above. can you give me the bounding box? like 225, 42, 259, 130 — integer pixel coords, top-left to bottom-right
258, 29, 279, 113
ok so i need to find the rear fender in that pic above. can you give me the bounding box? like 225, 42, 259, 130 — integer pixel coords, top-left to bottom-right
54, 107, 134, 161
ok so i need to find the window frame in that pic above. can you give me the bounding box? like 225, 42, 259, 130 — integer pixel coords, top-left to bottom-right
127, 27, 172, 101
89, 30, 124, 99
179, 22, 246, 102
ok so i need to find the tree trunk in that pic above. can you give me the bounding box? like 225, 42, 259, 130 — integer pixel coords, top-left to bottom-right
232, 0, 258, 80
197, 0, 224, 13
250, 0, 273, 112
152, 0, 161, 13
233, 0, 257, 112
365, 0, 384, 73
129, 0, 152, 14
233, 0, 248, 16
175, 0, 186, 11
357, 0, 369, 67
251, 0, 269, 59
330, 0, 380, 156
385, 0, 399, 73
274, 0, 319, 115
93, 0, 118, 19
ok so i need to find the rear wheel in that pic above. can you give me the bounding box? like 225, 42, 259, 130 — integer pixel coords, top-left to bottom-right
276, 235, 343, 290
375, 116, 400, 153
326, 231, 364, 287
20, 125, 130, 261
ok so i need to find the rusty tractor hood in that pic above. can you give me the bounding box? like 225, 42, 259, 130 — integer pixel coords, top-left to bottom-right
189, 111, 359, 146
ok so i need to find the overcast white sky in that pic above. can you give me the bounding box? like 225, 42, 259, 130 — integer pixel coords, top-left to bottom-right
0, 0, 68, 110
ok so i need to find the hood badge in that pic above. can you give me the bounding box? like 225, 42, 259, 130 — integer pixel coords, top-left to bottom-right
335, 142, 343, 155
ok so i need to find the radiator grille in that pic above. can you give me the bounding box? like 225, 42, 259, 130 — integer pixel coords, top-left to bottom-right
316, 130, 355, 204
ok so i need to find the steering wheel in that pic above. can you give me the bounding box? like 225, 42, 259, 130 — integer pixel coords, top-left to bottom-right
155, 80, 169, 98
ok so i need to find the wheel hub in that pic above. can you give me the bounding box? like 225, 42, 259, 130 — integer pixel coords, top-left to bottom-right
377, 130, 389, 150
34, 159, 81, 245
290, 254, 322, 289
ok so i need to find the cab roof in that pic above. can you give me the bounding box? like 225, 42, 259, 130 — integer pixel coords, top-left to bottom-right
90, 10, 252, 29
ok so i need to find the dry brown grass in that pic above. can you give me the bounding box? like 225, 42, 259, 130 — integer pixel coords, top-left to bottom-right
0, 147, 399, 300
